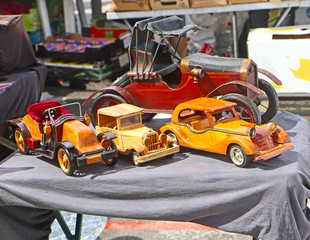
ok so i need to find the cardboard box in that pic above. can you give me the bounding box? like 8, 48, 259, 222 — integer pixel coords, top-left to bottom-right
112, 0, 150, 11
150, 0, 189, 10
247, 25, 310, 93
228, 0, 267, 4
190, 0, 227, 7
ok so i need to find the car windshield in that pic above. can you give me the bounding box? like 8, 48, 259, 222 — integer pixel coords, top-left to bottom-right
119, 113, 141, 129
212, 108, 238, 124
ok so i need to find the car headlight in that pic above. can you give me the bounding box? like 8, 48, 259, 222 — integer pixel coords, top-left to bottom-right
159, 133, 167, 142
143, 137, 152, 146
101, 139, 111, 149
246, 127, 256, 138
267, 122, 277, 133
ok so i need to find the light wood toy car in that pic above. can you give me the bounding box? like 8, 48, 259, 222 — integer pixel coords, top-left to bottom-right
159, 97, 294, 167
95, 103, 179, 166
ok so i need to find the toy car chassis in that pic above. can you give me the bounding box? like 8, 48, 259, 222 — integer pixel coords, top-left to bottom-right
8, 101, 118, 176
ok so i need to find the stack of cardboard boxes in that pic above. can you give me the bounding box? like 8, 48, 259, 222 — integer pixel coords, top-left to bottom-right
112, 0, 270, 11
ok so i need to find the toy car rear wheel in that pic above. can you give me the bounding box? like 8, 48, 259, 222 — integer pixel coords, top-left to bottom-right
90, 93, 128, 126
221, 93, 262, 125
132, 151, 140, 166
103, 141, 118, 166
257, 79, 279, 124
14, 128, 29, 154
229, 144, 250, 168
165, 131, 179, 157
57, 147, 75, 176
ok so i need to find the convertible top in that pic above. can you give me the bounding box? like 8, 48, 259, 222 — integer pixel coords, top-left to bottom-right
98, 103, 143, 118
133, 16, 196, 37
173, 98, 237, 117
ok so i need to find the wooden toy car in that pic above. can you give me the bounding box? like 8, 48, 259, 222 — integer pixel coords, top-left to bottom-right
94, 103, 179, 166
84, 16, 282, 126
159, 97, 294, 167
8, 101, 118, 176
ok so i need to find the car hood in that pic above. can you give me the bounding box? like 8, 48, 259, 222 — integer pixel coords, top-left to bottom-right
62, 120, 103, 155
121, 125, 155, 137
214, 120, 256, 135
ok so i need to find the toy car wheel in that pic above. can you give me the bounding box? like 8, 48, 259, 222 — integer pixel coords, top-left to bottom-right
103, 141, 118, 166
165, 131, 179, 157
229, 144, 250, 168
132, 151, 140, 166
90, 93, 128, 126
14, 128, 29, 154
257, 79, 279, 124
221, 93, 262, 125
57, 147, 75, 176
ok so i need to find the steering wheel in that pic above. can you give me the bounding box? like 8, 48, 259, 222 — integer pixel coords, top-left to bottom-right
217, 116, 229, 122
43, 108, 57, 121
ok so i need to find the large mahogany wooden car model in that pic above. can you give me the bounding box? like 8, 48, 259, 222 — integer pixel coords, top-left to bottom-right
8, 101, 118, 176
85, 16, 281, 126
159, 97, 293, 167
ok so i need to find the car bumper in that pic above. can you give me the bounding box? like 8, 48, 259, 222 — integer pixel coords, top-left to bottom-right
253, 144, 294, 162
76, 149, 117, 167
137, 146, 180, 164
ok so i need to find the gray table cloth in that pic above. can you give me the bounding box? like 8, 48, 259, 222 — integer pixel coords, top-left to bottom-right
0, 111, 310, 240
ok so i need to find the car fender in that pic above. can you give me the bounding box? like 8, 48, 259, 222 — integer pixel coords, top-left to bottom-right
272, 125, 291, 143
258, 68, 282, 85
206, 80, 263, 98
226, 135, 259, 156
8, 119, 32, 139
53, 141, 75, 159
97, 131, 117, 140
160, 123, 187, 144
83, 86, 139, 106
131, 143, 146, 155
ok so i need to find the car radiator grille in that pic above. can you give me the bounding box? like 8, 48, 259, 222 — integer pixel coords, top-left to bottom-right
252, 128, 275, 151
146, 132, 159, 151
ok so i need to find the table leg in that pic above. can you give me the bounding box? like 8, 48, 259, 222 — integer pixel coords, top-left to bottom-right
53, 210, 83, 240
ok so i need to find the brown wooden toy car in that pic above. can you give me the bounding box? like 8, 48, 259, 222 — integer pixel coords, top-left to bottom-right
85, 16, 282, 126
95, 103, 179, 166
159, 97, 294, 167
8, 101, 118, 176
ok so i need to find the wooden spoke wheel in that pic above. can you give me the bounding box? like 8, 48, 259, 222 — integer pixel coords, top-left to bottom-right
57, 148, 75, 176
14, 128, 29, 154
229, 144, 250, 168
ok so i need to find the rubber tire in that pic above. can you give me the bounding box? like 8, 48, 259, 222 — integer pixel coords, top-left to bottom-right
90, 93, 128, 126
14, 128, 29, 154
57, 147, 75, 176
229, 144, 250, 168
221, 93, 262, 125
103, 141, 118, 166
165, 131, 180, 156
258, 79, 279, 124
132, 151, 141, 166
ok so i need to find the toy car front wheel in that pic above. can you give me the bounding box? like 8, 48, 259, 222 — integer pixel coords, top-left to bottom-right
57, 147, 75, 176
14, 128, 29, 154
132, 151, 140, 166
221, 93, 262, 125
229, 144, 250, 168
103, 141, 118, 166
257, 79, 279, 124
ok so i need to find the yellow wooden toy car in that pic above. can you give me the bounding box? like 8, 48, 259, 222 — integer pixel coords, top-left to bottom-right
95, 103, 179, 166
159, 97, 294, 167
